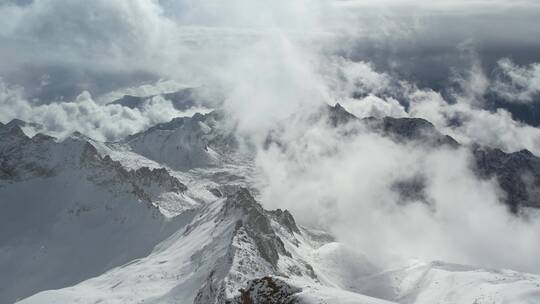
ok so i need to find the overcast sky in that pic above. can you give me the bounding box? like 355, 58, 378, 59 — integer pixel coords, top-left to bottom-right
0, 0, 539, 102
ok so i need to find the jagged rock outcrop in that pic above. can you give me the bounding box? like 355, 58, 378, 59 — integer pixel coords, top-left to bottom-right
363, 116, 460, 147
473, 146, 540, 211
269, 209, 301, 235
0, 122, 187, 200
0, 124, 58, 180
222, 189, 292, 268
227, 277, 301, 304
3, 118, 44, 137
317, 103, 459, 147
209, 184, 245, 198
324, 103, 359, 127
193, 188, 315, 304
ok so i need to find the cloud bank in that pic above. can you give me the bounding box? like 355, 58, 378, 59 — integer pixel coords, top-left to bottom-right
0, 80, 207, 141
257, 111, 540, 273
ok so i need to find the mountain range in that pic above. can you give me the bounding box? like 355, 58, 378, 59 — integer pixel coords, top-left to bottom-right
1, 101, 540, 304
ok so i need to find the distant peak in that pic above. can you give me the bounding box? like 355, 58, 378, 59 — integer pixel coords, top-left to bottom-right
325, 102, 358, 126
6, 118, 27, 127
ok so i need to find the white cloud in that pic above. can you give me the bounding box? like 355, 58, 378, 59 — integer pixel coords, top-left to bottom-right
341, 95, 407, 119
0, 80, 207, 141
0, 0, 177, 70
257, 115, 540, 273
321, 59, 393, 99
408, 82, 540, 155
492, 58, 540, 103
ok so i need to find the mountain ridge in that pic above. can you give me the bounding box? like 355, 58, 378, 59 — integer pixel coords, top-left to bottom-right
2, 104, 540, 303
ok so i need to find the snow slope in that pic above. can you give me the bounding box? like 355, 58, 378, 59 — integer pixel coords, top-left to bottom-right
18, 189, 319, 304
123, 111, 239, 171
0, 124, 195, 303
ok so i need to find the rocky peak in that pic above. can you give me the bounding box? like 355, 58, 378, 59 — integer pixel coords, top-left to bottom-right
363, 116, 459, 147
130, 166, 187, 193
227, 277, 301, 304
316, 104, 459, 147
472, 145, 540, 211
0, 127, 55, 180
3, 119, 44, 137
0, 120, 26, 138
221, 188, 292, 268
325, 103, 359, 127
5, 118, 27, 128
268, 209, 300, 234
192, 186, 318, 304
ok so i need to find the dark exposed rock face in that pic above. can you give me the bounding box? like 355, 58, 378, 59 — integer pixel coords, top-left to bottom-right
227, 277, 301, 304
131, 166, 187, 192
0, 125, 57, 180
193, 188, 315, 304
1, 122, 187, 201
325, 103, 359, 127
4, 118, 44, 133
222, 188, 292, 268
82, 144, 187, 202
268, 209, 301, 234
472, 146, 540, 212
364, 116, 460, 147
210, 184, 249, 198
324, 104, 459, 147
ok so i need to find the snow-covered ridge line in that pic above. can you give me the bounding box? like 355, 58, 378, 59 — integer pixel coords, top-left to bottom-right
16, 187, 320, 304
0, 122, 188, 199
0, 121, 196, 303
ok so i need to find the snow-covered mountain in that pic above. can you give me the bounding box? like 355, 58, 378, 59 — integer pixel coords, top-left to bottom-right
2, 104, 540, 304
0, 122, 194, 302
122, 111, 239, 171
